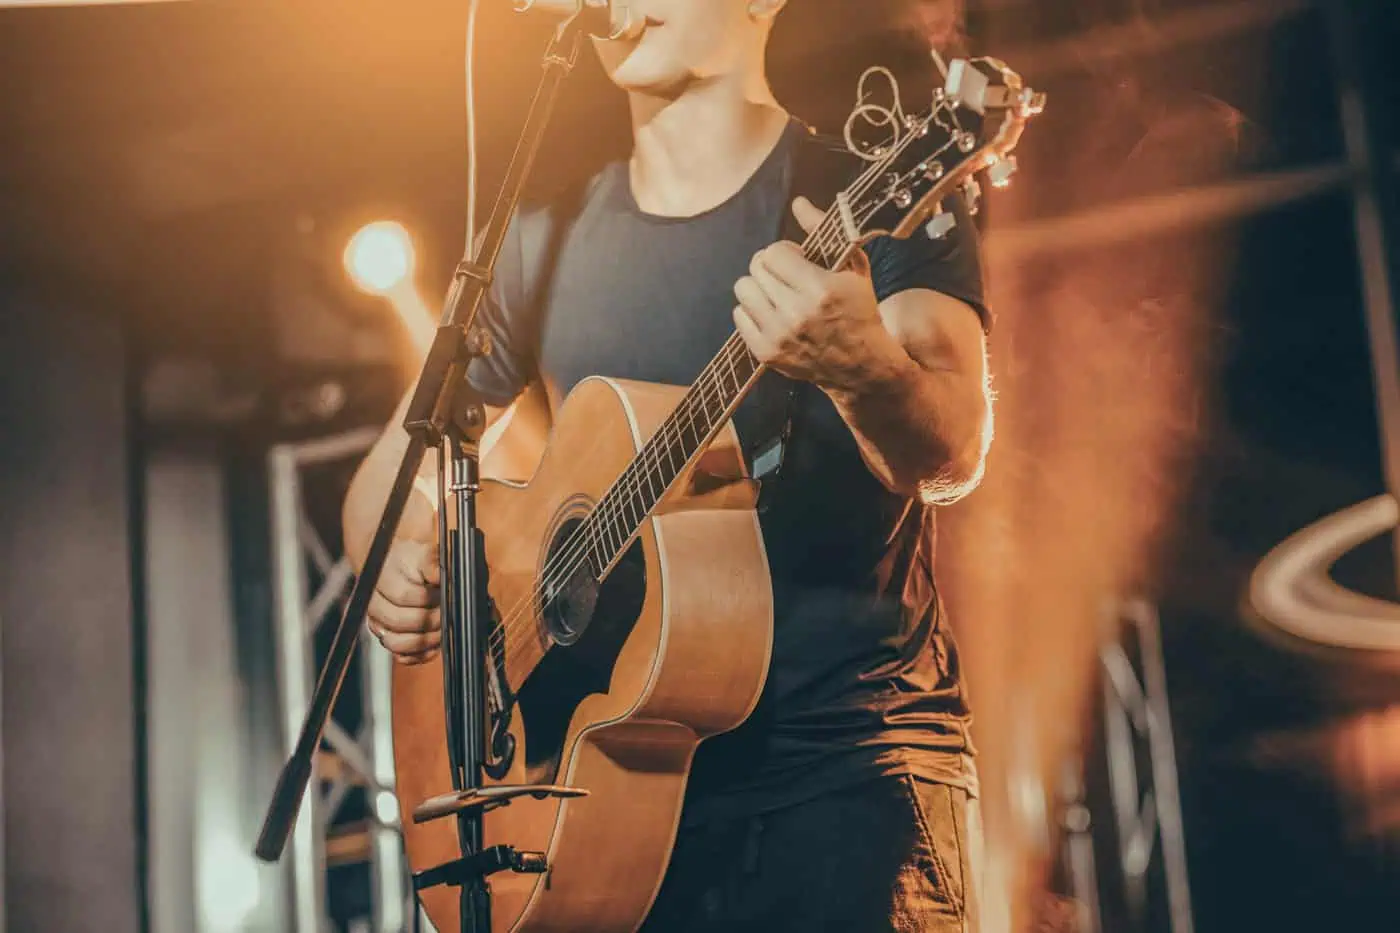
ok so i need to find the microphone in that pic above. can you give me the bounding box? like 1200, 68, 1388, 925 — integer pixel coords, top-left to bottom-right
514, 0, 644, 40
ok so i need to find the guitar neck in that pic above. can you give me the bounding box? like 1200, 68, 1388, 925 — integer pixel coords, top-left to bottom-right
580, 213, 857, 579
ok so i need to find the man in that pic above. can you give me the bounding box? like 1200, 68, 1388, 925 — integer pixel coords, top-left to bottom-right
343, 1, 992, 930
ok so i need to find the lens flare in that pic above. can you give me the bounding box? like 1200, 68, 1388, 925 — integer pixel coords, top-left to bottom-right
345, 221, 415, 296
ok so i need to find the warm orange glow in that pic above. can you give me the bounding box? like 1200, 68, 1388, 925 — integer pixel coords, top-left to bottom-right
935, 67, 1245, 930
383, 281, 435, 358
345, 221, 415, 297
342, 220, 436, 357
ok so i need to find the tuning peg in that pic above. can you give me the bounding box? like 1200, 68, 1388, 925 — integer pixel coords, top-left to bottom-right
925, 208, 957, 241
962, 177, 982, 216
945, 58, 1015, 115
944, 59, 989, 114
987, 155, 1018, 189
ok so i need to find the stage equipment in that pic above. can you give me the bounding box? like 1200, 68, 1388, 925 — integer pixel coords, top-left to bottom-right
258, 0, 1042, 926
257, 11, 597, 933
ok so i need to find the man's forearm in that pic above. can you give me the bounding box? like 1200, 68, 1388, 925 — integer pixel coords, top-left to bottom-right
342, 393, 438, 572
824, 338, 987, 503
343, 388, 527, 570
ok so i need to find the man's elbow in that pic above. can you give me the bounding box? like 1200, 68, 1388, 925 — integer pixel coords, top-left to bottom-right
877, 443, 979, 503
913, 398, 991, 505
915, 448, 984, 505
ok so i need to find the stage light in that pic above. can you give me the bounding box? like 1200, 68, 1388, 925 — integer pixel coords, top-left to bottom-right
345, 221, 415, 296
199, 831, 262, 933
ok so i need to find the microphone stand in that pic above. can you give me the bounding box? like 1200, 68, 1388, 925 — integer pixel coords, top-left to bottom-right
256, 18, 589, 933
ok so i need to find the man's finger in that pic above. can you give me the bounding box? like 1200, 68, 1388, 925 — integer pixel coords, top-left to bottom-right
377, 571, 438, 609
843, 247, 872, 278
394, 649, 441, 667
733, 306, 778, 362
792, 196, 826, 236
759, 242, 829, 298
399, 539, 442, 587
368, 593, 440, 635
376, 628, 442, 659
734, 275, 776, 319
750, 252, 802, 320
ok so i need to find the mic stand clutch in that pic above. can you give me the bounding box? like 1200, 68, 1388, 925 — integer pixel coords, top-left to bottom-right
255, 19, 590, 933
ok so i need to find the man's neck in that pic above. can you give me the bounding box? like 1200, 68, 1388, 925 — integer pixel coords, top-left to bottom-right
627, 74, 791, 218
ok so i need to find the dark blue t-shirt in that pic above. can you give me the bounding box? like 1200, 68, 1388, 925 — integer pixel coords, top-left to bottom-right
467, 120, 988, 821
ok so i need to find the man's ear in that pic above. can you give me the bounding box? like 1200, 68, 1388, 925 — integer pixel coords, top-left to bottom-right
749, 0, 787, 24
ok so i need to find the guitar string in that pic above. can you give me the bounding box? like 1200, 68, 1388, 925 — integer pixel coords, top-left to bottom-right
537, 101, 968, 594
485, 195, 871, 656
488, 117, 943, 625
481, 239, 833, 660
487, 109, 965, 667
478, 182, 877, 655
480, 214, 851, 668
485, 276, 851, 669
483, 118, 958, 671
485, 121, 950, 671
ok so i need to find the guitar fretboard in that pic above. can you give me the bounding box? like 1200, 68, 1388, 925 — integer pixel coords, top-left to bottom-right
578, 224, 854, 579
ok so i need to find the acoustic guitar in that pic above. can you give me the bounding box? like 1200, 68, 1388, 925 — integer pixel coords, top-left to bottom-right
392, 58, 1042, 933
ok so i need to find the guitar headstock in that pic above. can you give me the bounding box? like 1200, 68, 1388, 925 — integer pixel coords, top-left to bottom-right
829, 57, 1045, 250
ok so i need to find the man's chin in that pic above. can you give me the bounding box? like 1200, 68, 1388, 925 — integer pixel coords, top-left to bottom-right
607, 63, 691, 100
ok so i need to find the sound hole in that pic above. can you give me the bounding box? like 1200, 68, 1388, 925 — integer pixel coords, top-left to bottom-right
540, 518, 600, 647
516, 519, 647, 781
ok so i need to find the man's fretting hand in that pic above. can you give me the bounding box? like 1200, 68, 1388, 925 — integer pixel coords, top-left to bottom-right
732, 197, 904, 391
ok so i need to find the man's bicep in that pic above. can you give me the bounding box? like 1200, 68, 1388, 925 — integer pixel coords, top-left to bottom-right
878, 288, 988, 380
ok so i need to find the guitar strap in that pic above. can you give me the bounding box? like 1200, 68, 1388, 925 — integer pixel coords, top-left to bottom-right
750, 126, 862, 513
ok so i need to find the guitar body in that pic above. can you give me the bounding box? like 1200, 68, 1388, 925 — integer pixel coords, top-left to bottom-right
392, 376, 774, 933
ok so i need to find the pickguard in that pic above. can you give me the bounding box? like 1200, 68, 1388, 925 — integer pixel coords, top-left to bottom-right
515, 520, 648, 782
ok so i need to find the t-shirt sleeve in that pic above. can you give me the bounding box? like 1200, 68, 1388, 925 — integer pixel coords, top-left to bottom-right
465, 212, 538, 407
861, 192, 991, 332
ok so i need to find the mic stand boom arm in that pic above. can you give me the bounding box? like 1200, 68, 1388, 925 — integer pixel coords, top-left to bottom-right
255, 20, 589, 931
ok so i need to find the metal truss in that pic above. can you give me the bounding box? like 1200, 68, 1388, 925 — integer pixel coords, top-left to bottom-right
1057, 599, 1194, 933
1244, 4, 1400, 648
268, 428, 416, 933
0, 611, 5, 933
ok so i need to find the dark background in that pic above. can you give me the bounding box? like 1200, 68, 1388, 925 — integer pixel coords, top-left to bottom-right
2, 1, 1398, 931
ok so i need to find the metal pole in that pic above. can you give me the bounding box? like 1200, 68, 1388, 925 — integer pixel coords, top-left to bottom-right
363, 630, 408, 933
1099, 601, 1195, 933
1325, 0, 1400, 593
1059, 759, 1102, 933
1127, 600, 1194, 933
270, 431, 408, 930
0, 611, 6, 933
269, 448, 328, 933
